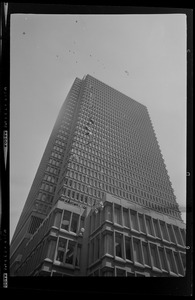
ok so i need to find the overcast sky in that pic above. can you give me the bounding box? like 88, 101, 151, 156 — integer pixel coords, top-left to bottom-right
10, 14, 186, 241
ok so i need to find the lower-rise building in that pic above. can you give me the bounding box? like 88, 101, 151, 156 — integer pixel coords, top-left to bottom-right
11, 193, 186, 277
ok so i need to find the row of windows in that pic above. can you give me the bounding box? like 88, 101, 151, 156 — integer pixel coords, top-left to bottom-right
77, 122, 165, 174
80, 107, 154, 146
55, 139, 66, 147
48, 158, 61, 167
61, 186, 104, 202
34, 201, 50, 215
89, 268, 146, 277
64, 169, 178, 216
43, 174, 58, 184
53, 145, 64, 153
65, 173, 177, 213
83, 85, 143, 118
69, 148, 174, 201
37, 192, 53, 204
59, 209, 85, 234
74, 123, 166, 184
59, 188, 96, 207
55, 237, 81, 267
45, 165, 59, 175
80, 105, 164, 162
72, 137, 171, 192
51, 151, 62, 160
72, 135, 171, 188
88, 231, 185, 276
57, 133, 69, 142
90, 203, 185, 246
40, 182, 56, 193
75, 128, 166, 181
61, 180, 179, 219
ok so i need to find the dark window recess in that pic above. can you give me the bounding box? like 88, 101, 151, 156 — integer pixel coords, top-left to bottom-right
28, 216, 43, 234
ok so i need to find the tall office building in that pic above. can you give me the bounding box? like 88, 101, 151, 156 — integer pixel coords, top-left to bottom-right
10, 75, 186, 277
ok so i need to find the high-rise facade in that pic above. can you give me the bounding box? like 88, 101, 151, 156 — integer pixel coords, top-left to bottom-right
10, 75, 186, 277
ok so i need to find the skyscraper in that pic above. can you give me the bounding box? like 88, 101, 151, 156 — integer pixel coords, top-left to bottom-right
10, 74, 186, 277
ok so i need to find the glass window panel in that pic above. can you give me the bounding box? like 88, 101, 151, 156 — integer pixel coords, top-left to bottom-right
114, 205, 122, 225
61, 210, 71, 231
70, 213, 79, 233
160, 221, 169, 241
115, 232, 123, 258
145, 217, 154, 236
116, 268, 126, 276
180, 252, 186, 270
125, 236, 132, 261
167, 224, 176, 243
54, 211, 62, 228
103, 271, 114, 277
56, 238, 67, 263
91, 214, 95, 232
105, 204, 113, 222
95, 211, 100, 229
158, 247, 168, 271
133, 239, 143, 264
138, 214, 146, 233
180, 229, 186, 244
173, 226, 183, 246
65, 240, 76, 265
104, 234, 113, 255
142, 242, 150, 266
123, 208, 129, 227
174, 252, 184, 275
75, 246, 81, 267
153, 219, 161, 239
127, 272, 135, 277
94, 235, 100, 261
130, 210, 139, 231
166, 249, 177, 273
150, 244, 160, 269
90, 240, 95, 264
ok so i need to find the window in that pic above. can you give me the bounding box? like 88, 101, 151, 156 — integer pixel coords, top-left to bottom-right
104, 233, 113, 255
114, 205, 122, 225
166, 249, 177, 273
70, 213, 79, 233
61, 210, 71, 231
126, 272, 135, 277
115, 232, 124, 258
54, 211, 62, 228
180, 252, 186, 270
180, 229, 186, 244
173, 226, 183, 246
91, 213, 95, 233
142, 242, 150, 266
130, 210, 139, 231
105, 204, 113, 222
173, 252, 184, 275
150, 244, 160, 269
123, 208, 129, 227
103, 270, 114, 277
153, 219, 161, 239
160, 221, 169, 241
158, 247, 168, 271
133, 238, 143, 264
125, 236, 132, 261
116, 268, 126, 276
94, 235, 100, 261
56, 238, 67, 263
65, 240, 76, 265
145, 216, 154, 236
167, 224, 176, 244
138, 214, 146, 233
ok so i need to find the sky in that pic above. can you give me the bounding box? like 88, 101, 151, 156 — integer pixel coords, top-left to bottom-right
10, 14, 187, 241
